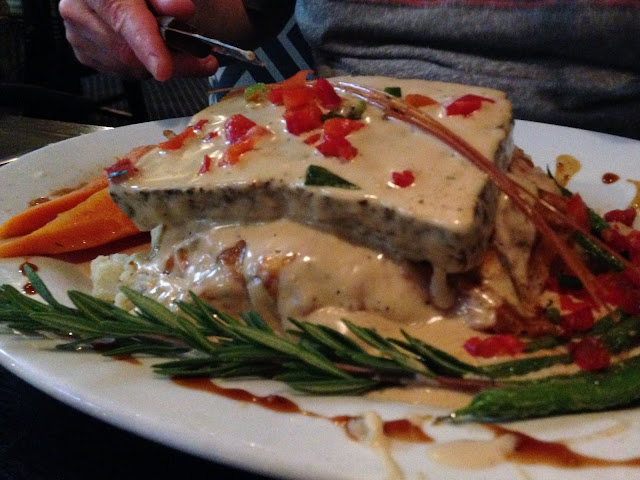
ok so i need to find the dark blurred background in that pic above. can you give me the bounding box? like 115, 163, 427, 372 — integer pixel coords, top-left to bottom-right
0, 0, 210, 127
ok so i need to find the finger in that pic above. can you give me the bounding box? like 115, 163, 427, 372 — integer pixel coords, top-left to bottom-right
147, 0, 196, 20
88, 0, 175, 81
171, 54, 219, 78
60, 1, 151, 78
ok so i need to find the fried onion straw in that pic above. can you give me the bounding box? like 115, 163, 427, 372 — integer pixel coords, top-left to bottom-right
334, 81, 612, 309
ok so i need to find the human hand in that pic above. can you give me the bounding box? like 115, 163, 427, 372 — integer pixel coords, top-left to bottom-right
58, 0, 219, 81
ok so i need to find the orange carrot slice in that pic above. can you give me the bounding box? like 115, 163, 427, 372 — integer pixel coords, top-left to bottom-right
0, 188, 140, 258
0, 144, 154, 239
0, 176, 108, 239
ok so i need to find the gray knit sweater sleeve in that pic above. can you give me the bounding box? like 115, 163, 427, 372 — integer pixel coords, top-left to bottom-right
295, 0, 640, 138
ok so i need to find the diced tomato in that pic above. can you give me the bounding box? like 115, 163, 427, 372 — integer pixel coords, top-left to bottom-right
601, 227, 630, 254
225, 114, 258, 144
560, 306, 595, 335
105, 158, 138, 182
597, 272, 627, 304
158, 126, 196, 150
316, 135, 358, 161
566, 193, 591, 231
304, 132, 322, 145
268, 87, 285, 105
463, 334, 525, 358
158, 119, 209, 150
569, 336, 610, 371
218, 125, 271, 167
198, 154, 212, 175
558, 293, 591, 313
314, 118, 366, 161
604, 207, 637, 227
192, 119, 209, 131
313, 78, 342, 110
405, 94, 438, 108
627, 230, 640, 265
391, 170, 415, 188
322, 117, 365, 138
219, 137, 256, 167
283, 85, 315, 111
268, 70, 313, 105
204, 131, 219, 142
281, 69, 313, 89
445, 94, 495, 116
284, 103, 323, 135
597, 272, 640, 314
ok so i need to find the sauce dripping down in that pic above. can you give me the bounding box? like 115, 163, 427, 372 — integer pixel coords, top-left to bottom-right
172, 377, 433, 443
114, 355, 142, 365
19, 261, 38, 275
602, 172, 619, 184
19, 261, 38, 295
554, 154, 581, 188
627, 179, 640, 210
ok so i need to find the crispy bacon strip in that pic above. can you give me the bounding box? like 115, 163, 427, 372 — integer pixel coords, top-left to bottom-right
334, 81, 609, 308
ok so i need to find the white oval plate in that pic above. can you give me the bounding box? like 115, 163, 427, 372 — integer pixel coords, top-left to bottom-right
1, 119, 640, 480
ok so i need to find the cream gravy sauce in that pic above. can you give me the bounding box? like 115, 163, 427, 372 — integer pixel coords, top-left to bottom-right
124, 76, 511, 234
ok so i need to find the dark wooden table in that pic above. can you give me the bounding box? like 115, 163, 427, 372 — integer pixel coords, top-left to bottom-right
0, 115, 275, 480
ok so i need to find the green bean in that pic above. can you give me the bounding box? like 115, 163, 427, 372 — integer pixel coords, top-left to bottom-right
479, 353, 572, 378
451, 355, 640, 422
574, 231, 624, 272
599, 313, 640, 354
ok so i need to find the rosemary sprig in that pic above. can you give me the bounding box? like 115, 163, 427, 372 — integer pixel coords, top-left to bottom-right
4, 265, 640, 422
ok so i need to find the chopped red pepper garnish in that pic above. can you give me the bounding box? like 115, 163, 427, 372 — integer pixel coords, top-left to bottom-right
225, 114, 258, 144
566, 193, 590, 231
569, 336, 610, 371
604, 207, 637, 227
627, 230, 640, 265
304, 132, 322, 145
316, 135, 358, 161
601, 227, 630, 255
445, 94, 495, 116
463, 334, 525, 358
105, 158, 138, 183
595, 272, 640, 314
560, 306, 595, 335
220, 137, 257, 167
322, 118, 365, 138
405, 93, 438, 108
391, 170, 415, 188
158, 120, 209, 150
198, 154, 212, 175
312, 78, 342, 110
219, 124, 271, 167
267, 87, 285, 106
158, 128, 196, 150
192, 119, 209, 131
203, 131, 219, 142
314, 118, 365, 161
284, 103, 323, 135
282, 85, 315, 111
268, 70, 313, 105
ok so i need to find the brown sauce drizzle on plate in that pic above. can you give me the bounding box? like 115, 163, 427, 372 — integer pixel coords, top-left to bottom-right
174, 377, 640, 467
172, 377, 433, 443
488, 424, 640, 468
602, 172, 620, 184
